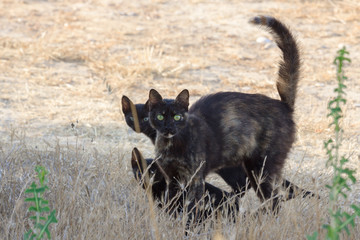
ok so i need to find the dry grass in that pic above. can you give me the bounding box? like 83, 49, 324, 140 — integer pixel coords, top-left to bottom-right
0, 0, 359, 239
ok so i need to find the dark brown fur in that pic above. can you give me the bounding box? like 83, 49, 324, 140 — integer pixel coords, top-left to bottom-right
250, 16, 300, 110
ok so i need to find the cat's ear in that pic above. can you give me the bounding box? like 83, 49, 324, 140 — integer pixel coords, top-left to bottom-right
144, 99, 150, 112
149, 89, 163, 109
122, 95, 132, 114
131, 147, 145, 172
175, 89, 189, 109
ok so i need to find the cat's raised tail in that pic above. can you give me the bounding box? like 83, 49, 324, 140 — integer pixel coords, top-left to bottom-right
250, 16, 300, 111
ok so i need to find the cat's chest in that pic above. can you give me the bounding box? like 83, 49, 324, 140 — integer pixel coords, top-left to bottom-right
156, 136, 187, 156
156, 144, 187, 165
155, 138, 191, 171
158, 148, 192, 180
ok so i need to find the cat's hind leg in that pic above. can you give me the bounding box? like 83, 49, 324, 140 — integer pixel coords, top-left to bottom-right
282, 179, 318, 200
215, 166, 248, 196
242, 159, 281, 213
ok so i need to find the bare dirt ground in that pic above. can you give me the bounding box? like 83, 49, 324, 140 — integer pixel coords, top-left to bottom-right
1, 0, 359, 239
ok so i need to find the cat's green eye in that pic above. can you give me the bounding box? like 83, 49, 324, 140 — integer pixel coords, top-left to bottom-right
174, 114, 182, 121
143, 117, 149, 122
129, 116, 134, 121
157, 114, 164, 121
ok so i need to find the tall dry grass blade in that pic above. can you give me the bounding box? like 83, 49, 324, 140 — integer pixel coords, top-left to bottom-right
129, 98, 141, 133
132, 148, 160, 240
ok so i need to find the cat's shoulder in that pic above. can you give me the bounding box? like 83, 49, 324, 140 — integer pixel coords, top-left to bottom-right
185, 112, 203, 127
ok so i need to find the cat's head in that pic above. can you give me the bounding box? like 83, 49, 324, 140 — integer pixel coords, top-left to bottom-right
122, 95, 154, 135
148, 89, 189, 138
131, 147, 166, 195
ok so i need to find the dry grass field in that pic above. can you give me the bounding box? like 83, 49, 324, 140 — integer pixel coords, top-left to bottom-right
1, 0, 360, 239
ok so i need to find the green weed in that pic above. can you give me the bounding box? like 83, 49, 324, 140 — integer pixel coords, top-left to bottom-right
308, 47, 360, 240
24, 166, 58, 240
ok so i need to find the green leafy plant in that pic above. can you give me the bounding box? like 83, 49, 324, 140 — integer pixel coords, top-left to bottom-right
24, 166, 58, 240
308, 47, 360, 240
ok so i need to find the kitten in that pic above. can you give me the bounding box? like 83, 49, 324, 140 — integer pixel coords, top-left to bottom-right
130, 147, 238, 220
148, 16, 303, 220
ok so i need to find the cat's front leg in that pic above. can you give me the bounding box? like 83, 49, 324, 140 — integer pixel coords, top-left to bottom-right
185, 140, 209, 225
185, 176, 205, 231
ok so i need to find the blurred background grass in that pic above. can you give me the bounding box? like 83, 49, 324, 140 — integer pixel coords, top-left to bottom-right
0, 0, 359, 239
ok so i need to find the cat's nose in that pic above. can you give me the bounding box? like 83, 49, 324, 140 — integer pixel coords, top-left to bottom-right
163, 128, 175, 136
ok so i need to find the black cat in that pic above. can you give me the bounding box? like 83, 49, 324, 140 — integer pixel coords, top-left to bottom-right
130, 147, 238, 220
147, 16, 305, 220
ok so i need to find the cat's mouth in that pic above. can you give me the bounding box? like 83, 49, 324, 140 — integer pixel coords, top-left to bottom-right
163, 133, 175, 138
160, 131, 176, 138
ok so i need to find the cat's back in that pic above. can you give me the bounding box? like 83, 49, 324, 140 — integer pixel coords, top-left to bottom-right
190, 91, 292, 116
189, 91, 295, 165
189, 91, 295, 145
